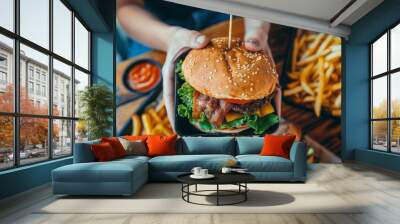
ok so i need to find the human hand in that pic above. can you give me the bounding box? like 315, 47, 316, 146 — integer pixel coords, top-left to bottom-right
244, 18, 281, 117
162, 27, 209, 129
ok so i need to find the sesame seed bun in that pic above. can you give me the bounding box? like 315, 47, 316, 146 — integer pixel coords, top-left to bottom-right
182, 37, 278, 100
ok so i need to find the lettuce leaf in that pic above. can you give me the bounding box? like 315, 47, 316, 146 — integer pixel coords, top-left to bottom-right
176, 59, 185, 81
246, 113, 279, 134
220, 113, 279, 134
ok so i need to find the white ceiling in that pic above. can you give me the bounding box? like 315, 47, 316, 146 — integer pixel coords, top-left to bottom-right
228, 0, 352, 22
164, 0, 384, 37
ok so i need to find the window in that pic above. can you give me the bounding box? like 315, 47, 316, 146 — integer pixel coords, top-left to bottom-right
28, 67, 34, 80
28, 81, 34, 94
0, 0, 91, 170
371, 23, 400, 154
0, 0, 14, 32
0, 71, 6, 85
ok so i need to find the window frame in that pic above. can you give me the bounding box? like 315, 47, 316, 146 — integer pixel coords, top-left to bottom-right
0, 0, 92, 171
370, 20, 400, 154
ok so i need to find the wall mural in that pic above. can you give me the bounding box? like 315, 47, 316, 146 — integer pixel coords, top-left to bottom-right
116, 1, 341, 162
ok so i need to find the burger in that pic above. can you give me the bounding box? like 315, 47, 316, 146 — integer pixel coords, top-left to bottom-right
176, 37, 279, 134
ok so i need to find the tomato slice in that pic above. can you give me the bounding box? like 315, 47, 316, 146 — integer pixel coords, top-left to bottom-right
223, 98, 253, 105
192, 91, 200, 118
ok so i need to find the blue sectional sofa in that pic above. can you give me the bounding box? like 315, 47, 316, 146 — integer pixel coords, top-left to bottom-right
52, 136, 307, 196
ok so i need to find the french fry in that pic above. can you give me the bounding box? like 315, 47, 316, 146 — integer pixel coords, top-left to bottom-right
286, 31, 342, 117
300, 63, 315, 96
141, 113, 153, 135
304, 33, 324, 57
132, 114, 142, 136
297, 48, 331, 66
287, 81, 300, 89
316, 35, 333, 54
284, 86, 303, 96
148, 108, 161, 123
314, 58, 325, 117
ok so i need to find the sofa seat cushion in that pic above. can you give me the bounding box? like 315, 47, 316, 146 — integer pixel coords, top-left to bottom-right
236, 155, 293, 172
53, 159, 147, 183
149, 154, 235, 172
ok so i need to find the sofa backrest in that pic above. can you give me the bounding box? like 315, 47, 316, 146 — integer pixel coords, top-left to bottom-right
179, 136, 235, 155
236, 136, 264, 155
73, 139, 100, 163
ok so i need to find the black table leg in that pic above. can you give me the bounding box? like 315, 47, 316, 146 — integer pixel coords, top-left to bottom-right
245, 183, 247, 201
195, 184, 197, 192
216, 184, 219, 206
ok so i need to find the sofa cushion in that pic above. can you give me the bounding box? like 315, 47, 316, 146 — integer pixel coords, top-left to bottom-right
260, 135, 296, 159
53, 158, 147, 183
101, 137, 127, 158
91, 142, 118, 161
236, 137, 263, 155
149, 154, 235, 172
236, 155, 293, 172
180, 137, 235, 155
147, 135, 177, 157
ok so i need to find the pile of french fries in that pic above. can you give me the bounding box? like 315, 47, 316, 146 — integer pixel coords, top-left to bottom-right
284, 31, 341, 117
131, 102, 174, 136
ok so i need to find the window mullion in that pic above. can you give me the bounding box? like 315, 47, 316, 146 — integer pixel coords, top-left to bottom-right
48, 0, 54, 160
13, 0, 20, 167
71, 11, 76, 155
388, 30, 391, 152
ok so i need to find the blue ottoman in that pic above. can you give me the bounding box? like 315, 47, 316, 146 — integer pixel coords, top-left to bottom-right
52, 156, 148, 196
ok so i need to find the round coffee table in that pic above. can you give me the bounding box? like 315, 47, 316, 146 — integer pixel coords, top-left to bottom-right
177, 173, 255, 206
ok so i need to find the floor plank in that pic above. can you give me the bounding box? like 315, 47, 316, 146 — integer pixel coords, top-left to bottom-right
1, 162, 400, 224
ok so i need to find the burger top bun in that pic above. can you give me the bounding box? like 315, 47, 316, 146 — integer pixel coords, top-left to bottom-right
182, 37, 278, 100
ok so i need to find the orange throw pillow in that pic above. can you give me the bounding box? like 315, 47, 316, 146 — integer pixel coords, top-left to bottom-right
91, 142, 117, 162
146, 135, 177, 157
101, 137, 127, 158
260, 135, 296, 159
124, 135, 148, 142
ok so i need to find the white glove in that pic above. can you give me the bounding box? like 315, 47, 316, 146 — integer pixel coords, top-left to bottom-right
162, 27, 209, 130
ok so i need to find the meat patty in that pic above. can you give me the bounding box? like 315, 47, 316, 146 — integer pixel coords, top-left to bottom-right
193, 92, 232, 127
192, 91, 268, 127
231, 98, 267, 113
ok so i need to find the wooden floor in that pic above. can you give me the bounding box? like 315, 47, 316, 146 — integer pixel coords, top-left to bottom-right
1, 163, 400, 224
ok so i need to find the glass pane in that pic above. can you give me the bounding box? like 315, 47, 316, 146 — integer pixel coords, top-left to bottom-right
53, 119, 72, 157
20, 117, 49, 165
372, 76, 387, 119
74, 69, 89, 118
20, 44, 49, 115
0, 116, 14, 170
75, 120, 88, 143
74, 17, 89, 70
372, 121, 388, 151
53, 0, 72, 60
391, 24, 400, 70
391, 120, 400, 153
0, 35, 14, 112
0, 0, 14, 31
20, 0, 49, 49
53, 59, 72, 117
391, 72, 400, 118
372, 33, 387, 76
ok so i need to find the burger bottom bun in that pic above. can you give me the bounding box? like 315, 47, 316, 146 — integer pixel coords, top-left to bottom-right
191, 122, 249, 134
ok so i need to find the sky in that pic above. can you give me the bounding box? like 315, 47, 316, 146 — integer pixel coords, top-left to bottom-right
0, 0, 89, 74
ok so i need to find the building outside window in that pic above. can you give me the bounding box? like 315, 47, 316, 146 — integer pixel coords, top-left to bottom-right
28, 81, 34, 94
0, 0, 91, 170
370, 22, 400, 154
